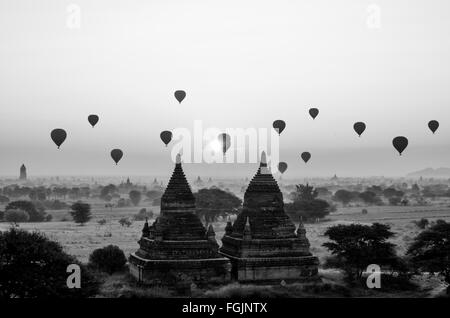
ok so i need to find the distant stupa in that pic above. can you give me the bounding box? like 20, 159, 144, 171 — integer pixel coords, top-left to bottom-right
19, 164, 27, 180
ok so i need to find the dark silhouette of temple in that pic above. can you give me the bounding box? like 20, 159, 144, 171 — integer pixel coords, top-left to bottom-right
219, 152, 319, 283
129, 154, 230, 288
19, 164, 27, 180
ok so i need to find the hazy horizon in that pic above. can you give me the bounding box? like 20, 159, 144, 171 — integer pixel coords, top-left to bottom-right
1, 0, 449, 178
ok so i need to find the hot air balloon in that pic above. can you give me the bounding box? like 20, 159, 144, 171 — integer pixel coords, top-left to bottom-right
50, 129, 67, 149
353, 122, 366, 137
174, 90, 186, 103
88, 115, 99, 128
160, 130, 172, 147
301, 152, 311, 163
272, 120, 286, 135
309, 108, 319, 120
111, 149, 123, 165
278, 162, 288, 174
218, 133, 231, 156
392, 137, 408, 156
428, 120, 439, 134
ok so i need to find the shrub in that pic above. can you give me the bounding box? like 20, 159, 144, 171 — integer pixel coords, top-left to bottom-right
117, 198, 131, 208
88, 245, 127, 274
119, 217, 132, 227
4, 209, 30, 224
5, 200, 46, 222
413, 218, 429, 229
97, 219, 107, 226
134, 208, 153, 221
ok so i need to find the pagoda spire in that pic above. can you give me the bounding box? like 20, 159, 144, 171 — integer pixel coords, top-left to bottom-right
142, 218, 150, 238
243, 217, 251, 240
160, 153, 195, 213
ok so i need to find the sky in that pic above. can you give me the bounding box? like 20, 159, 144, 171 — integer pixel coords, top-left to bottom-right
0, 0, 449, 178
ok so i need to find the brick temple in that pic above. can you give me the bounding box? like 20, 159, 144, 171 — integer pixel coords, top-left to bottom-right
129, 154, 230, 287
219, 152, 319, 283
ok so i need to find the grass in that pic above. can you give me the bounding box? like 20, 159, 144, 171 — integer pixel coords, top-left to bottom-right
1, 199, 449, 297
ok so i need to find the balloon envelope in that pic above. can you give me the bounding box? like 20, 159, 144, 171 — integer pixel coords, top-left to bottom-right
218, 133, 231, 155
392, 136, 408, 155
160, 130, 172, 147
272, 120, 286, 135
301, 152, 311, 163
174, 90, 186, 103
111, 149, 123, 165
353, 122, 366, 137
309, 108, 319, 119
50, 129, 67, 149
428, 120, 439, 134
88, 114, 99, 127
278, 162, 288, 174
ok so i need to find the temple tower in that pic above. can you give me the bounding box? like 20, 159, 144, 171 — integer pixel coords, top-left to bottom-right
220, 152, 319, 283
19, 164, 27, 180
129, 154, 230, 288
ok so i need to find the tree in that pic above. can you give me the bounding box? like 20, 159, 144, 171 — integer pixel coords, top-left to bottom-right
70, 202, 92, 225
407, 221, 450, 294
293, 184, 318, 201
359, 191, 382, 205
413, 218, 429, 229
118, 217, 132, 227
323, 223, 402, 281
88, 245, 127, 274
389, 196, 402, 206
383, 188, 404, 198
134, 208, 153, 221
100, 184, 117, 201
145, 190, 163, 201
285, 184, 330, 221
0, 195, 10, 204
195, 188, 242, 221
333, 190, 355, 206
129, 190, 142, 206
5, 200, 46, 222
0, 228, 99, 298
4, 209, 29, 224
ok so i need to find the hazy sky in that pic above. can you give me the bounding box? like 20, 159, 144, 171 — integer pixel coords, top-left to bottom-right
0, 0, 449, 178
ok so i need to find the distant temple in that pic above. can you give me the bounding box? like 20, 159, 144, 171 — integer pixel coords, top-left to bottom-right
220, 152, 319, 283
129, 154, 230, 288
331, 174, 338, 181
194, 176, 203, 186
19, 164, 27, 180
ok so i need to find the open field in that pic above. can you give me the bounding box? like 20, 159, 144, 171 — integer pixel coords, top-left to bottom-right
1, 202, 449, 264
1, 201, 449, 297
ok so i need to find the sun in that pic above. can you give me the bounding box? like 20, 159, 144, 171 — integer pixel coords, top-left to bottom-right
209, 139, 222, 153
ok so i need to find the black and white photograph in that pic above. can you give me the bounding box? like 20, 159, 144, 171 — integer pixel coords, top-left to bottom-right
0, 0, 449, 309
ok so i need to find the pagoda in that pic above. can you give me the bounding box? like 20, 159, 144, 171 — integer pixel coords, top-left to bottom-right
19, 164, 27, 180
219, 152, 319, 283
129, 154, 230, 287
